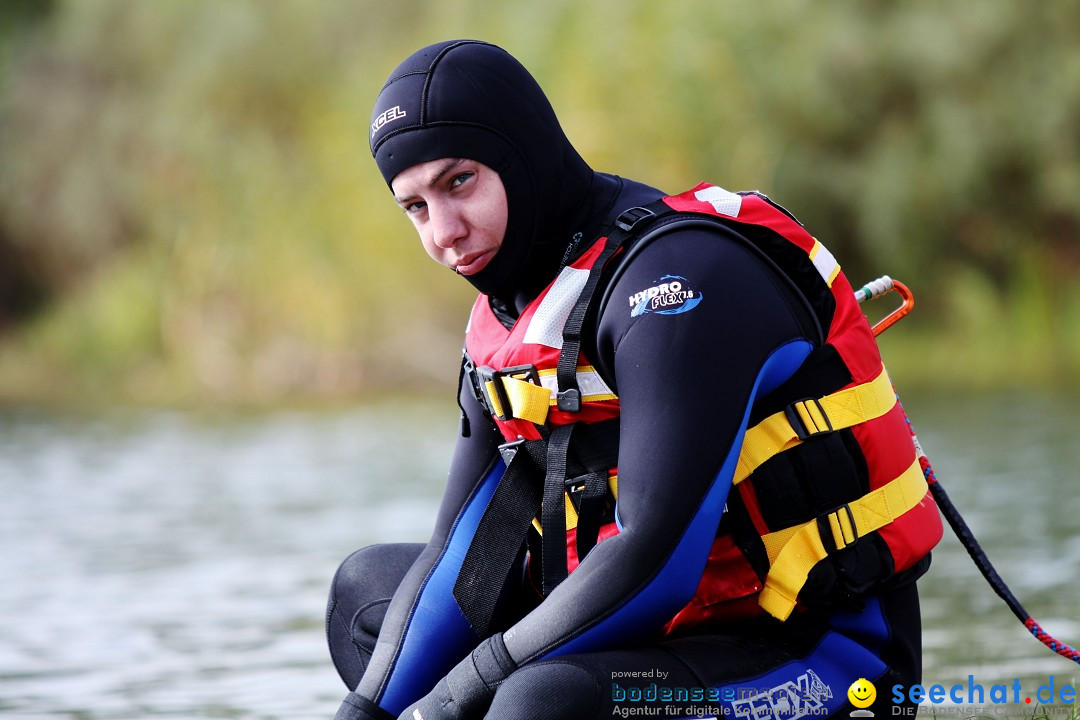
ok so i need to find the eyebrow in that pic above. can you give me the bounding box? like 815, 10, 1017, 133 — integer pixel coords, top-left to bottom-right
393, 158, 466, 205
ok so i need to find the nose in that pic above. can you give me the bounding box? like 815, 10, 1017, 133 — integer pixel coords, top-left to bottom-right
429, 201, 468, 250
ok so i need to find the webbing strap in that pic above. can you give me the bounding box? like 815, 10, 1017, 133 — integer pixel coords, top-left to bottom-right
453, 439, 547, 637
541, 424, 574, 594
483, 375, 552, 425
572, 471, 611, 561
556, 233, 624, 412
531, 474, 619, 534
528, 418, 619, 534
556, 205, 661, 412
757, 458, 929, 620
734, 364, 897, 486
481, 368, 617, 426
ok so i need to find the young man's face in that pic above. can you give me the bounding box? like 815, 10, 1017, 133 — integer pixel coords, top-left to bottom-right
391, 158, 508, 277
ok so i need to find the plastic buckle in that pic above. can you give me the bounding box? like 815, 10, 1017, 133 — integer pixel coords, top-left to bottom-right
478, 365, 540, 421
615, 206, 656, 233
476, 366, 504, 419
817, 503, 858, 554
556, 388, 581, 413
462, 354, 485, 405
783, 397, 833, 441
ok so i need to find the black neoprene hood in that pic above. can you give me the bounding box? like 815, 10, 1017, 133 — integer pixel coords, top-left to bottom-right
370, 40, 595, 298
370, 40, 517, 187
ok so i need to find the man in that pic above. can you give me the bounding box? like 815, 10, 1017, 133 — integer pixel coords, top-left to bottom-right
328, 40, 943, 720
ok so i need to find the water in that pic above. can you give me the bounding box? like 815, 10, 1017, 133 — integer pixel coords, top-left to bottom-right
0, 403, 456, 720
1, 393, 1078, 718
906, 391, 1080, 688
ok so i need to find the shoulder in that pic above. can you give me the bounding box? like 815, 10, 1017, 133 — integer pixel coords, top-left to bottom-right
599, 218, 801, 321
595, 185, 825, 314
579, 185, 824, 379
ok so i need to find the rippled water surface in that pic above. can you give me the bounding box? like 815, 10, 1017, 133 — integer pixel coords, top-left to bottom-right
1, 392, 1078, 718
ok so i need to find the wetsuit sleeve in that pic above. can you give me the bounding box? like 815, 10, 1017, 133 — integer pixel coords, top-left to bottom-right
347, 375, 508, 716
500, 225, 820, 663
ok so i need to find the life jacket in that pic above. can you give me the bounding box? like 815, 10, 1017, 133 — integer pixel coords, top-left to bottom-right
461, 184, 943, 634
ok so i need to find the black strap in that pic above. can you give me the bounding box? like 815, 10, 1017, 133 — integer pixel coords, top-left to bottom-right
453, 439, 547, 637
563, 418, 620, 560
540, 424, 574, 594
453, 420, 622, 630
572, 471, 610, 561
543, 419, 621, 590
456, 352, 473, 438
555, 207, 655, 412
564, 417, 621, 472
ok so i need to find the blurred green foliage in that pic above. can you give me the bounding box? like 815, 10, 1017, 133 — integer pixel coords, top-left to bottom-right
0, 0, 1078, 406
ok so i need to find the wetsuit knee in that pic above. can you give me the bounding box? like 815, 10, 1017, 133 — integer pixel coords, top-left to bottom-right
485, 660, 602, 720
326, 543, 423, 689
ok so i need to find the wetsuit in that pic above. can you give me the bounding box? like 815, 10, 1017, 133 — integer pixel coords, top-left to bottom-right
329, 40, 930, 720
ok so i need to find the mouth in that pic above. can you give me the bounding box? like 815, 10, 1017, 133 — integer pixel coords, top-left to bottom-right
453, 250, 494, 276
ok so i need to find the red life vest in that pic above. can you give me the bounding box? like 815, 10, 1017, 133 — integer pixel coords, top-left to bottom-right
463, 184, 943, 633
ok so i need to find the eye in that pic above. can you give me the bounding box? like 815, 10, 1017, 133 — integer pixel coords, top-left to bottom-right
450, 171, 474, 188
403, 200, 427, 216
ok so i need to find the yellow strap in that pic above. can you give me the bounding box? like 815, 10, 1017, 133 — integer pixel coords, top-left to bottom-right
484, 375, 552, 425
734, 364, 897, 486
757, 458, 929, 621
484, 366, 617, 426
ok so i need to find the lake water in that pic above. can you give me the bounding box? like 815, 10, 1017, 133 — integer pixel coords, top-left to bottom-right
2, 391, 1078, 718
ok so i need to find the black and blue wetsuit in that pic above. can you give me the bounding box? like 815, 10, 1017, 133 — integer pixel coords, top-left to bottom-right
328, 40, 927, 720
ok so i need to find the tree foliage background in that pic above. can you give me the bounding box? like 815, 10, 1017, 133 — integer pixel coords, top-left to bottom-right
1, 0, 1078, 406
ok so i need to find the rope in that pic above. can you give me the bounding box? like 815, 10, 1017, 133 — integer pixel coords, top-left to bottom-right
901, 394, 1080, 668
856, 277, 1080, 668
1025, 619, 1080, 664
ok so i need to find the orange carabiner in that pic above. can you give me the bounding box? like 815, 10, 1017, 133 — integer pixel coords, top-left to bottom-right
854, 276, 916, 337
870, 279, 914, 337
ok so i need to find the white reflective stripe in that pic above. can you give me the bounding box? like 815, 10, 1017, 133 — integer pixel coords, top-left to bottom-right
538, 368, 616, 403
809, 239, 840, 287
523, 265, 590, 348
693, 185, 742, 217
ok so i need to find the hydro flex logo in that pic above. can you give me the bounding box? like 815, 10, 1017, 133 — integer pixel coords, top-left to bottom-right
628, 275, 702, 318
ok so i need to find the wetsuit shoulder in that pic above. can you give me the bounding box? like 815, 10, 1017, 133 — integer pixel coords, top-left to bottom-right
588, 221, 819, 393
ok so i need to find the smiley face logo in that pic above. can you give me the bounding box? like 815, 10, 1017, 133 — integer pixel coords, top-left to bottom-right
847, 678, 877, 709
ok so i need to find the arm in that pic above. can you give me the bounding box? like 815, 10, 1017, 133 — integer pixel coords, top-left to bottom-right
397, 227, 821, 718
337, 375, 507, 719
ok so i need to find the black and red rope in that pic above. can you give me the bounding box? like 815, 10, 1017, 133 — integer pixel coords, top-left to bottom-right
859, 276, 1080, 668
906, 399, 1080, 668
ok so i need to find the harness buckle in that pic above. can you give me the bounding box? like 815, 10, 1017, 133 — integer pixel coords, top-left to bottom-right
462, 354, 485, 406
784, 397, 834, 441
615, 206, 656, 233
477, 364, 540, 421
556, 388, 582, 413
817, 503, 858, 554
